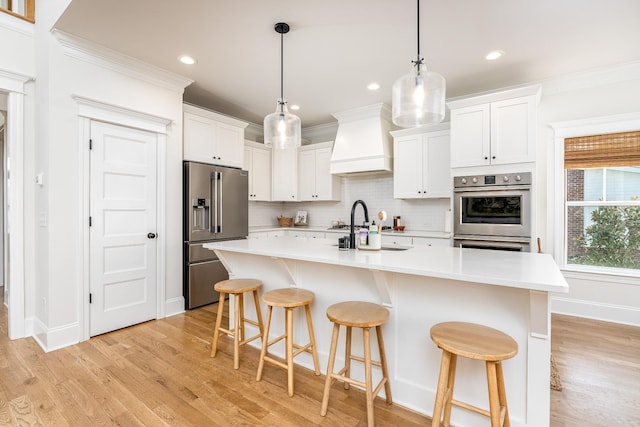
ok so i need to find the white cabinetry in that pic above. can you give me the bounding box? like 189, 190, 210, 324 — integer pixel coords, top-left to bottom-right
244, 141, 271, 201
272, 147, 299, 201
412, 237, 451, 247
298, 142, 341, 201
448, 85, 540, 168
183, 104, 248, 168
392, 125, 451, 199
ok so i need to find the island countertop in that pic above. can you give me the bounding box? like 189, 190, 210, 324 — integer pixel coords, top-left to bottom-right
204, 237, 568, 293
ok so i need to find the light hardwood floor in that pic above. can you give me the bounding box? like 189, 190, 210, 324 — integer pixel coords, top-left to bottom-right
0, 288, 638, 426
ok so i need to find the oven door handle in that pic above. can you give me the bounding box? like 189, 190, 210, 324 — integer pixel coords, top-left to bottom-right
455, 239, 529, 251
453, 185, 531, 193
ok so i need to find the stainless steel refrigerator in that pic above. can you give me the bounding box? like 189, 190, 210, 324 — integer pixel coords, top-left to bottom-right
183, 161, 248, 309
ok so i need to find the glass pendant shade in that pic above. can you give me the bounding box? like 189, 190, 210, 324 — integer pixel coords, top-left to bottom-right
392, 61, 446, 128
264, 99, 301, 149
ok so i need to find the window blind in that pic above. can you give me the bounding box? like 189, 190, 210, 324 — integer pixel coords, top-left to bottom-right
564, 131, 640, 168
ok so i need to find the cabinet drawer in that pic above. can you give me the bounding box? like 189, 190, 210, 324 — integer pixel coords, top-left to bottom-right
381, 235, 413, 245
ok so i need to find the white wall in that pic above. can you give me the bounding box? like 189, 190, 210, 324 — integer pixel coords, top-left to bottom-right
28, 2, 190, 349
536, 63, 640, 326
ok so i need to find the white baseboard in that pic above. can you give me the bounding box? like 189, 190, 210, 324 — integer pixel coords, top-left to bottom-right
30, 316, 81, 352
551, 296, 640, 327
164, 296, 185, 318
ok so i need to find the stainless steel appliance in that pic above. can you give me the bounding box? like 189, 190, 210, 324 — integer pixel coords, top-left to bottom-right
453, 172, 532, 251
184, 161, 248, 309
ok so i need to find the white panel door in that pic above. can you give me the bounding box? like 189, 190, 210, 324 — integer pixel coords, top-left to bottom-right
89, 121, 157, 336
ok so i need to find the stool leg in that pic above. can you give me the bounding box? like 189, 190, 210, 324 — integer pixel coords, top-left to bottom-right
375, 325, 392, 404
233, 293, 242, 370
238, 293, 245, 343
252, 289, 265, 341
442, 353, 457, 427
320, 322, 340, 417
304, 304, 321, 376
431, 350, 452, 427
363, 327, 374, 427
496, 361, 510, 427
344, 326, 352, 390
211, 292, 226, 357
486, 361, 501, 427
286, 307, 294, 397
256, 305, 273, 382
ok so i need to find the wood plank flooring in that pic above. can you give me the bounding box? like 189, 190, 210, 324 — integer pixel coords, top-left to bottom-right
1, 287, 638, 426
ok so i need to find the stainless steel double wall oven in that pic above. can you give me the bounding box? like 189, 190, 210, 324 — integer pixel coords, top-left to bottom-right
453, 172, 532, 251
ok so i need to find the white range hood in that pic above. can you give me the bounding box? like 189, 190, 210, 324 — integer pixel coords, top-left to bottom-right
330, 103, 394, 175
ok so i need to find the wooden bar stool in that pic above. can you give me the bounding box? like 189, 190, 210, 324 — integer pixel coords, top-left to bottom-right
320, 301, 392, 427
256, 288, 321, 397
430, 321, 518, 427
210, 279, 264, 370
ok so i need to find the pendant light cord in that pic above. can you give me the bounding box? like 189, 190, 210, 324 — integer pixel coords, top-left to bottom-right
280, 29, 284, 109
413, 0, 423, 67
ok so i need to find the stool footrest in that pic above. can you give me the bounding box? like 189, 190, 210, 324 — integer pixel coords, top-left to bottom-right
349, 354, 382, 368
239, 332, 262, 346
292, 342, 313, 357
262, 355, 288, 370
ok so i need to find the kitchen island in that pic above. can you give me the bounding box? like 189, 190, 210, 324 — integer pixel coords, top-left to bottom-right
204, 237, 568, 427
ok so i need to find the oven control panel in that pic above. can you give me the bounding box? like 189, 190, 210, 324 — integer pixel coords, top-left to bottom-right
454, 172, 531, 188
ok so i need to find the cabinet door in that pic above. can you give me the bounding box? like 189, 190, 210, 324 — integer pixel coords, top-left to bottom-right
216, 122, 244, 168
314, 147, 339, 200
450, 104, 490, 168
490, 97, 535, 165
298, 149, 316, 201
412, 237, 451, 247
393, 135, 422, 198
251, 147, 271, 201
184, 112, 216, 162
423, 131, 451, 198
272, 148, 298, 201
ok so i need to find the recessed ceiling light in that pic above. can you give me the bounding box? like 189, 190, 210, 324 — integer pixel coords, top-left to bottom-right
485, 50, 504, 61
367, 82, 381, 91
178, 55, 196, 65
290, 104, 300, 111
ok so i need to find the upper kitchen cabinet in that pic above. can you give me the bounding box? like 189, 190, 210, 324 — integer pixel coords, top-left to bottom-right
298, 142, 341, 201
272, 147, 299, 201
447, 85, 541, 168
392, 124, 451, 199
183, 104, 248, 168
244, 141, 271, 201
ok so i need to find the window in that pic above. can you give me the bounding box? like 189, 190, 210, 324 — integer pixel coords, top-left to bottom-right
564, 131, 640, 272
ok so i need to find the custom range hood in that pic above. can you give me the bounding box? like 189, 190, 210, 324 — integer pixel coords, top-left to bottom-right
330, 103, 394, 175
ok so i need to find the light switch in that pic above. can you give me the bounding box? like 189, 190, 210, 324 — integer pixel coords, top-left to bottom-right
39, 211, 47, 227
35, 173, 44, 186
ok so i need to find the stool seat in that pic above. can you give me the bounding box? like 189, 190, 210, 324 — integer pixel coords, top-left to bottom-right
256, 287, 320, 397
321, 301, 391, 427
211, 279, 264, 370
261, 288, 314, 308
430, 321, 518, 427
215, 278, 262, 294
326, 301, 389, 328
430, 321, 518, 361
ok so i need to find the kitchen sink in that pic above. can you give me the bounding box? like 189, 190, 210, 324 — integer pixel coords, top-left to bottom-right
330, 244, 412, 251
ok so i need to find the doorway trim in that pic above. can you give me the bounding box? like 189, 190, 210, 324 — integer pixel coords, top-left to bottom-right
1, 69, 30, 339
74, 96, 170, 341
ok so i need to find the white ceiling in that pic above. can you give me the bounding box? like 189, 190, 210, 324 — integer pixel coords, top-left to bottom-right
53, 0, 640, 127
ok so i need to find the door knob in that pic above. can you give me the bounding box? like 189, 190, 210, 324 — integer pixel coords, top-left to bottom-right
147, 233, 157, 239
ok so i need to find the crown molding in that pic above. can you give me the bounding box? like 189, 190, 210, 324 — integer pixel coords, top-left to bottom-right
52, 29, 193, 93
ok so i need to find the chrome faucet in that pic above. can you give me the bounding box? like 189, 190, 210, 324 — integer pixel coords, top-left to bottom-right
349, 199, 369, 249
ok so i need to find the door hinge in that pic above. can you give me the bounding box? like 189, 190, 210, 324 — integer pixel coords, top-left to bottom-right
89, 139, 93, 150
89, 293, 93, 304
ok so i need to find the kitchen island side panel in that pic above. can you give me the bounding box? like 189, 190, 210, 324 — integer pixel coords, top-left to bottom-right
211, 244, 551, 427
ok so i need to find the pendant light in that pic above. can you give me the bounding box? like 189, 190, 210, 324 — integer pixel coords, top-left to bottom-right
264, 22, 301, 149
392, 0, 446, 128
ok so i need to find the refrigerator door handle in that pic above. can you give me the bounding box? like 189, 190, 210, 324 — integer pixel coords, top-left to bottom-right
218, 172, 223, 233
211, 172, 219, 233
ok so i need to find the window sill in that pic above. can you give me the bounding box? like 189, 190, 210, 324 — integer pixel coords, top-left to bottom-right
562, 266, 640, 285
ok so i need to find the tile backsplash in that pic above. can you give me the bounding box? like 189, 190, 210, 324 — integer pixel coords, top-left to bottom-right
249, 174, 451, 231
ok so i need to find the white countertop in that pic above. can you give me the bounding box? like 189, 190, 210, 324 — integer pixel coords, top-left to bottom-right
249, 226, 451, 239
205, 237, 568, 293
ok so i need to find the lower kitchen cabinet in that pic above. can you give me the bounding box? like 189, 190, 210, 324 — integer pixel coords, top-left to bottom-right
381, 235, 413, 246
412, 237, 451, 247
